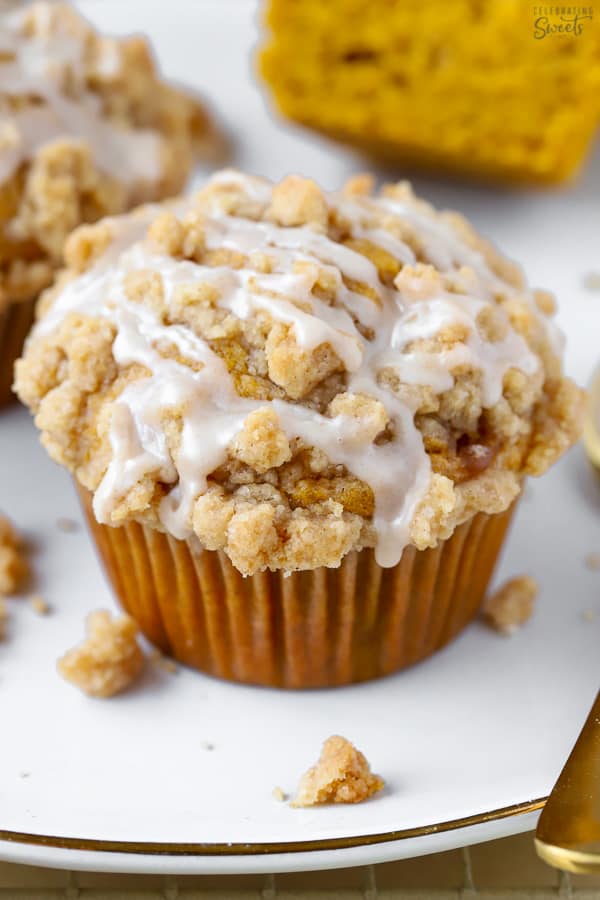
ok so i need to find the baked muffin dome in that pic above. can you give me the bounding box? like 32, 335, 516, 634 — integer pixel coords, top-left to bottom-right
16, 170, 583, 574
0, 0, 219, 308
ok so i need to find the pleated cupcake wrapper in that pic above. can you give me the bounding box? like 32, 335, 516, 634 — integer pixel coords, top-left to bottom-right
0, 297, 36, 408
78, 487, 516, 688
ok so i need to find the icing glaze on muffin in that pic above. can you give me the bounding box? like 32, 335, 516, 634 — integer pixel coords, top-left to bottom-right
16, 170, 583, 573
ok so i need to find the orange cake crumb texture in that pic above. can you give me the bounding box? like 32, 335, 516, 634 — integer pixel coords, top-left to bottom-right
292, 735, 384, 807
261, 0, 600, 184
58, 609, 145, 698
484, 574, 539, 635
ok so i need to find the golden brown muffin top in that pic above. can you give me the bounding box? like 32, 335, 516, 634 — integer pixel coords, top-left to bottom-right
16, 170, 583, 574
0, 1, 219, 307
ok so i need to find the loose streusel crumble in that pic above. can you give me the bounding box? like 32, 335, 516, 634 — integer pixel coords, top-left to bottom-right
585, 552, 600, 571
0, 1, 221, 311
16, 170, 583, 574
149, 647, 178, 675
583, 272, 600, 293
56, 517, 79, 534
0, 597, 8, 640
29, 593, 50, 616
292, 735, 384, 807
57, 610, 144, 698
0, 514, 28, 595
484, 575, 539, 635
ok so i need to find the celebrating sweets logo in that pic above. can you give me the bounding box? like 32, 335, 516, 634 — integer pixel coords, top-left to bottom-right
533, 5, 593, 37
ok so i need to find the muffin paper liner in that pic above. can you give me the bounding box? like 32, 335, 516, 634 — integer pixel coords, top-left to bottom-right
79, 487, 516, 688
0, 298, 36, 408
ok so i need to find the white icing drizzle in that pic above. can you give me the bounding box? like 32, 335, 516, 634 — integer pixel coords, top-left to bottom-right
0, 2, 161, 187
34, 171, 552, 568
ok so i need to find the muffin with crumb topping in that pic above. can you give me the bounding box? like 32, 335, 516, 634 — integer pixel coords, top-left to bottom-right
15, 169, 583, 687
0, 1, 221, 407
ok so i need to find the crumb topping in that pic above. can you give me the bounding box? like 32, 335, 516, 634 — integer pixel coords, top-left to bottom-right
0, 597, 7, 640
57, 609, 144, 697
0, 513, 28, 595
16, 170, 583, 574
56, 516, 78, 533
30, 593, 50, 615
585, 552, 600, 571
0, 1, 218, 308
484, 575, 539, 635
292, 735, 384, 806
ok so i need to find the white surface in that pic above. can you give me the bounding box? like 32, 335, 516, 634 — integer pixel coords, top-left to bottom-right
1, 0, 599, 875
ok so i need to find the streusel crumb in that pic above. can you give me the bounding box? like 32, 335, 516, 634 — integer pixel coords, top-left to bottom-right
484, 575, 539, 635
56, 517, 79, 533
292, 735, 384, 807
149, 648, 178, 674
585, 552, 600, 571
0, 514, 28, 595
30, 594, 50, 616
15, 170, 583, 574
0, 597, 7, 640
58, 610, 144, 698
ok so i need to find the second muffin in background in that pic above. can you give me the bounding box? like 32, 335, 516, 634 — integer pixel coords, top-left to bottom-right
0, 1, 221, 406
15, 170, 583, 687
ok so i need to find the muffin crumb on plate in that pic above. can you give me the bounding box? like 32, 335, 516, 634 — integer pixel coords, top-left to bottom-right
484, 575, 539, 635
58, 610, 144, 698
30, 593, 50, 616
0, 514, 28, 596
0, 597, 8, 640
56, 517, 79, 534
585, 552, 600, 571
292, 735, 384, 807
149, 648, 178, 675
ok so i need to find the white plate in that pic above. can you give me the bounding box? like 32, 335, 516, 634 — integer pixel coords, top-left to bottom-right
1, 0, 600, 875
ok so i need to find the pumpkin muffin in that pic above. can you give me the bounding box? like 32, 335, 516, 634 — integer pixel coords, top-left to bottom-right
260, 0, 600, 184
15, 169, 583, 687
0, 1, 221, 406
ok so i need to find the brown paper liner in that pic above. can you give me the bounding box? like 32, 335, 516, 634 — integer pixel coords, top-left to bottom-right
78, 487, 516, 688
0, 297, 36, 408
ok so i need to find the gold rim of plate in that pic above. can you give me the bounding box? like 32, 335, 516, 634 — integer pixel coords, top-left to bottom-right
0, 797, 545, 857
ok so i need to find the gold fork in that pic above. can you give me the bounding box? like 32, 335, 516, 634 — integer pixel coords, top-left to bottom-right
535, 375, 600, 873
535, 690, 600, 873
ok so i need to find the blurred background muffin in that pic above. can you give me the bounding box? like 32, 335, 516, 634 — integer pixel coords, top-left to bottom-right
0, 0, 222, 407
260, 0, 600, 185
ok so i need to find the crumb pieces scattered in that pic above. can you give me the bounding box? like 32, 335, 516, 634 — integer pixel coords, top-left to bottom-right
272, 786, 287, 802
0, 598, 7, 640
585, 552, 600, 571
56, 517, 79, 533
201, 740, 215, 751
484, 575, 539, 635
57, 610, 144, 698
29, 594, 50, 616
0, 515, 29, 596
149, 648, 178, 674
582, 609, 596, 623
583, 271, 600, 292
19, 772, 30, 779
291, 735, 385, 808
